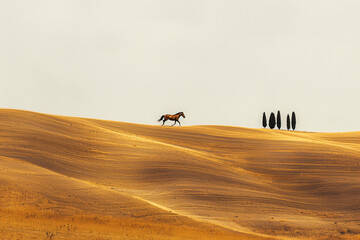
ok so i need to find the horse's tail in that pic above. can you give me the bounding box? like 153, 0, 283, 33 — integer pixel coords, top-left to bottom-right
158, 115, 164, 121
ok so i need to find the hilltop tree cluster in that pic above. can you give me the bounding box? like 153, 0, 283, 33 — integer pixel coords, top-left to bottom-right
262, 111, 296, 130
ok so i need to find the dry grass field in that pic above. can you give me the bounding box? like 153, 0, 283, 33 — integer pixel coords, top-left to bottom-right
0, 109, 360, 240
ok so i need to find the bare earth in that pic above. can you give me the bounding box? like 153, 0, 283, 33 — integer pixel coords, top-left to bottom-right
0, 109, 359, 240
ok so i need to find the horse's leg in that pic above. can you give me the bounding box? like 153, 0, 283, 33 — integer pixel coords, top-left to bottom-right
162, 119, 166, 126
177, 120, 181, 126
171, 120, 177, 126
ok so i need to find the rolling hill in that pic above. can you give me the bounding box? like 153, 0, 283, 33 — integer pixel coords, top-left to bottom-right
0, 109, 359, 240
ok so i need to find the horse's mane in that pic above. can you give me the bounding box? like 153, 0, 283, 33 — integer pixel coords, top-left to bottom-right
175, 112, 183, 115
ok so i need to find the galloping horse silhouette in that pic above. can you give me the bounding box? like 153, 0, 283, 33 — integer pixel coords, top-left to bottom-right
158, 112, 185, 126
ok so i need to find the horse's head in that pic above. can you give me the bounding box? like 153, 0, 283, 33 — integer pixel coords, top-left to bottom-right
176, 112, 185, 118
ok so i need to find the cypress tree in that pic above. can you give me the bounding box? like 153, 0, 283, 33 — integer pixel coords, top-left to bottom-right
262, 112, 267, 128
286, 114, 290, 130
269, 112, 276, 129
291, 112, 296, 130
276, 111, 281, 130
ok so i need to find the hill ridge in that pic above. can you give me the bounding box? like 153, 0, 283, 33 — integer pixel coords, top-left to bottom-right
1, 109, 360, 239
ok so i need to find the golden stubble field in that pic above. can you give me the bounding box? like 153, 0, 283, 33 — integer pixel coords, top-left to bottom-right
0, 109, 359, 240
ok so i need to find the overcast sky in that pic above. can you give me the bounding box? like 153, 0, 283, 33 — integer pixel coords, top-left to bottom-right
1, 0, 360, 132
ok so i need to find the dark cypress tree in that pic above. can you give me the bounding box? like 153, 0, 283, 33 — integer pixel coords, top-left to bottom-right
291, 112, 296, 130
269, 112, 276, 129
276, 111, 281, 130
286, 114, 290, 130
262, 112, 267, 128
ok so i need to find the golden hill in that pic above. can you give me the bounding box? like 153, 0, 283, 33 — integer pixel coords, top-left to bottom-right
0, 109, 359, 240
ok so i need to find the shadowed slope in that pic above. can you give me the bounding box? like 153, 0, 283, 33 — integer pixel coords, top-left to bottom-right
1, 109, 360, 239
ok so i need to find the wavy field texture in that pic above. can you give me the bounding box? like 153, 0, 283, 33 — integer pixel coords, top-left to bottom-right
0, 109, 360, 240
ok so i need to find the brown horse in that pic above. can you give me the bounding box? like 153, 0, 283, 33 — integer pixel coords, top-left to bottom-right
158, 112, 185, 126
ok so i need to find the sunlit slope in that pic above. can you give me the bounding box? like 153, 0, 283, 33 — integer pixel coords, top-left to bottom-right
1, 109, 360, 239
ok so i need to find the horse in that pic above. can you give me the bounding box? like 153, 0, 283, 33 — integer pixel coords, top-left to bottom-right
158, 112, 185, 126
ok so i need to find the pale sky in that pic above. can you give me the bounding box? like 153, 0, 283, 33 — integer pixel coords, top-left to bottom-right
1, 0, 360, 132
